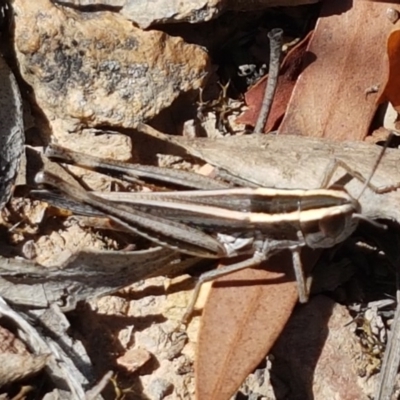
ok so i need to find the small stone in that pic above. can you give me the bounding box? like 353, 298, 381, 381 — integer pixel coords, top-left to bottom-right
21, 240, 37, 260
121, 0, 221, 28
121, 0, 320, 29
146, 377, 173, 400
116, 348, 152, 373
386, 7, 399, 24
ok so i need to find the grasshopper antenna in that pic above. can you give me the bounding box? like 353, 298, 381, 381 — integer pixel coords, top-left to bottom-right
353, 213, 387, 230
357, 131, 396, 201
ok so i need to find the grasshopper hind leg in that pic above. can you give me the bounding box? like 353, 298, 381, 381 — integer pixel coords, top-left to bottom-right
180, 251, 268, 325
180, 239, 308, 324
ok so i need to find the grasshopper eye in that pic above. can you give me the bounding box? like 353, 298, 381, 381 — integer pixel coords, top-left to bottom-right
318, 208, 360, 247
301, 208, 358, 249
319, 213, 347, 239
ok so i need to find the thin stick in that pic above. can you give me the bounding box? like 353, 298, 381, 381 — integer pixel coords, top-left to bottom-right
374, 290, 400, 400
85, 371, 113, 400
254, 28, 283, 134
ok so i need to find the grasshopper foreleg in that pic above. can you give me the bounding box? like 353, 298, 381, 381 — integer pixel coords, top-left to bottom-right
321, 133, 398, 195
289, 245, 312, 304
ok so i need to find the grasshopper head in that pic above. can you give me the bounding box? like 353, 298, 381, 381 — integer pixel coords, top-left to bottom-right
301, 195, 362, 249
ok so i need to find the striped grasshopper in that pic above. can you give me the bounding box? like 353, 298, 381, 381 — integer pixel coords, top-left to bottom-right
32, 137, 390, 320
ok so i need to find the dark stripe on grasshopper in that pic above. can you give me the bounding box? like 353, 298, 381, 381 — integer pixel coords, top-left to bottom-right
34, 171, 226, 258
95, 187, 361, 249
95, 187, 356, 213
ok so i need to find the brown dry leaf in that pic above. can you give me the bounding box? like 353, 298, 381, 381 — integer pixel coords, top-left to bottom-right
279, 0, 394, 140
196, 250, 319, 400
377, 17, 400, 110
236, 31, 312, 132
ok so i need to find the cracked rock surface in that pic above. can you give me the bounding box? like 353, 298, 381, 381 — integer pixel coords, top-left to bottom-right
13, 0, 211, 134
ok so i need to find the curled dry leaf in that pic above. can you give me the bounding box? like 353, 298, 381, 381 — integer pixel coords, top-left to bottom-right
0, 247, 179, 309
0, 56, 24, 210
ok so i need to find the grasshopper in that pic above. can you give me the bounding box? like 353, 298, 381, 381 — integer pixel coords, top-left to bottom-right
32, 137, 390, 319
